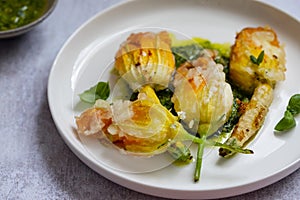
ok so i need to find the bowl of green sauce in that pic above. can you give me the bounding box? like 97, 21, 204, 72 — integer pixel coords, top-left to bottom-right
0, 0, 57, 39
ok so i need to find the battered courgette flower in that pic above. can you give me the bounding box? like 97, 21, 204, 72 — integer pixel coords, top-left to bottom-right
114, 31, 175, 91
76, 85, 196, 155
172, 52, 233, 136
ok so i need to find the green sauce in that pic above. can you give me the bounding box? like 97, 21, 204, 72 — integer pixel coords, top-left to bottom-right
0, 0, 47, 31
171, 36, 231, 71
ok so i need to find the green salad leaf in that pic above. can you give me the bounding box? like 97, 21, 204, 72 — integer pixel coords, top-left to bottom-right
287, 94, 300, 115
275, 110, 296, 131
79, 81, 110, 104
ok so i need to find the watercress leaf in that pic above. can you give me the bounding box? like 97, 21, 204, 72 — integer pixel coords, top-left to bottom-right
287, 94, 300, 115
79, 81, 110, 104
274, 110, 296, 131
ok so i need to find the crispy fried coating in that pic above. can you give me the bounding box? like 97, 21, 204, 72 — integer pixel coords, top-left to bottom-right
229, 27, 286, 94
114, 31, 175, 90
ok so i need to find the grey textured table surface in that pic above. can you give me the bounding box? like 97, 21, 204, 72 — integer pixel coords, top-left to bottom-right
1, 0, 300, 199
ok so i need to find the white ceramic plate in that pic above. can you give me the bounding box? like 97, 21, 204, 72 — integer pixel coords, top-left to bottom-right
48, 0, 300, 199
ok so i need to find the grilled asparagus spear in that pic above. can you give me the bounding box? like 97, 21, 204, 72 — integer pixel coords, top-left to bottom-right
219, 83, 273, 157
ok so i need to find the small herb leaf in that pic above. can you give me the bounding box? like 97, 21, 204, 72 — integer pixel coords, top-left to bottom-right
287, 94, 300, 115
256, 50, 265, 65
79, 81, 110, 104
274, 110, 296, 131
250, 50, 264, 66
250, 55, 258, 64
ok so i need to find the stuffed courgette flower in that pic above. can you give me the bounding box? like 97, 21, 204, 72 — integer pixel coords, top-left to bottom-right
76, 85, 196, 155
114, 31, 175, 91
172, 51, 233, 135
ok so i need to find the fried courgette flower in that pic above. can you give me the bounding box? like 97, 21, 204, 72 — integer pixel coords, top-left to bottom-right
172, 52, 233, 135
229, 26, 286, 94
114, 31, 175, 91
76, 86, 195, 155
